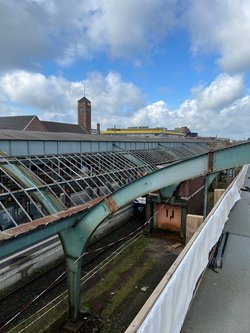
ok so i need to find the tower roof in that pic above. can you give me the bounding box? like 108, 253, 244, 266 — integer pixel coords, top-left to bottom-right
78, 96, 91, 103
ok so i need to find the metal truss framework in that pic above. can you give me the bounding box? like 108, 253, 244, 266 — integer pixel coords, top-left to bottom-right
0, 145, 207, 230
0, 142, 249, 321
60, 142, 250, 319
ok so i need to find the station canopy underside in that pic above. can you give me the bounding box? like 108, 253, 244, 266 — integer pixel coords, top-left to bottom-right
0, 144, 209, 230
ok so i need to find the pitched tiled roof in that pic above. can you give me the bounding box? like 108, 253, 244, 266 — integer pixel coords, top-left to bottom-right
0, 116, 36, 130
42, 121, 87, 134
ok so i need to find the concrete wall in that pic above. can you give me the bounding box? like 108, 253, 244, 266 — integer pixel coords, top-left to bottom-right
156, 204, 182, 232
186, 214, 204, 243
214, 189, 226, 205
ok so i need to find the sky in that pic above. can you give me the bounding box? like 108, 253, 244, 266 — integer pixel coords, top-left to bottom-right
0, 0, 250, 139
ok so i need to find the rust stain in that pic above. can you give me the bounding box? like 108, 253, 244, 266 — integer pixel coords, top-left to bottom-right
208, 150, 214, 173
105, 196, 119, 214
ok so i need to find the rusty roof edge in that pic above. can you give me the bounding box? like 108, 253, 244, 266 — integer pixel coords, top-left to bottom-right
0, 196, 105, 243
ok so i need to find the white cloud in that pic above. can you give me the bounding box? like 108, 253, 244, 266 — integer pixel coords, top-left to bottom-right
0, 71, 74, 117
0, 70, 145, 126
84, 71, 146, 128
84, 0, 177, 59
0, 0, 55, 70
185, 0, 250, 72
197, 73, 244, 111
131, 101, 171, 128
116, 73, 249, 139
0, 71, 249, 139
2, 0, 250, 75
0, 0, 178, 70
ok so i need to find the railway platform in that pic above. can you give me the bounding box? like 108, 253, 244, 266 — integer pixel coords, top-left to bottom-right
181, 167, 250, 333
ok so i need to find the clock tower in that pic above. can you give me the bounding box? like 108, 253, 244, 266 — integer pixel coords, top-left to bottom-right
77, 96, 91, 133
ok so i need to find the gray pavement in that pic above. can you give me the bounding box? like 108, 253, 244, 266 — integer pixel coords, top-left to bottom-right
181, 169, 250, 333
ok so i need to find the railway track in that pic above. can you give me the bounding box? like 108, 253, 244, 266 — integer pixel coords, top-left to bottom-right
0, 217, 145, 332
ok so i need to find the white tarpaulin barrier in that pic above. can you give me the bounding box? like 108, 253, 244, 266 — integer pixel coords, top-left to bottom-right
127, 166, 248, 333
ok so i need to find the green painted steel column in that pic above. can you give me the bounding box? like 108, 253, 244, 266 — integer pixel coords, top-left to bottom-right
203, 176, 209, 217
203, 173, 219, 216
144, 196, 153, 234
59, 226, 91, 322
65, 256, 84, 321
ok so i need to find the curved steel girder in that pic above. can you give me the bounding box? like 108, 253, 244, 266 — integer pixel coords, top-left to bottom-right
60, 142, 250, 258
1, 143, 249, 258
0, 158, 64, 214
207, 172, 219, 186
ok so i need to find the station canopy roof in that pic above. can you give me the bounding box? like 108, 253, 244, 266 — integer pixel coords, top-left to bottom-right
0, 141, 209, 230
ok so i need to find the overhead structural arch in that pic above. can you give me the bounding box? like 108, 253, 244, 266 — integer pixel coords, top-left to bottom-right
59, 142, 250, 319
1, 142, 249, 320
60, 141, 250, 258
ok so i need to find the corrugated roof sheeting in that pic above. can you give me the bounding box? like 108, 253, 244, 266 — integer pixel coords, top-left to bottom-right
0, 129, 211, 143
0, 130, 210, 156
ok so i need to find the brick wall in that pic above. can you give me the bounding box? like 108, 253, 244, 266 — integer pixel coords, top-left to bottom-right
26, 117, 47, 132
176, 176, 204, 198
78, 100, 91, 133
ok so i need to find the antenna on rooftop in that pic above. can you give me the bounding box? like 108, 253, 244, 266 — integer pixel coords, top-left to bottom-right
84, 83, 86, 97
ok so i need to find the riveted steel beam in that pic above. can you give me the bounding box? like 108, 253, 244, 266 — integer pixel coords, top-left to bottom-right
58, 142, 250, 320
1, 142, 250, 321
0, 197, 104, 257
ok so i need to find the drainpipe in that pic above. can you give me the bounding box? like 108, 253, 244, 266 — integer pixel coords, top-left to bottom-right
181, 204, 187, 239
203, 175, 209, 217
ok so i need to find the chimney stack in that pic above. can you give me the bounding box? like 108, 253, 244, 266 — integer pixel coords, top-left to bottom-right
97, 123, 100, 135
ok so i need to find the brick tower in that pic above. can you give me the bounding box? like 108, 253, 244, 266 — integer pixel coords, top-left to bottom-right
77, 96, 91, 133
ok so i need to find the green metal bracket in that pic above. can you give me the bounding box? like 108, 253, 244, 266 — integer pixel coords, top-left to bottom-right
160, 184, 179, 199
203, 172, 219, 216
